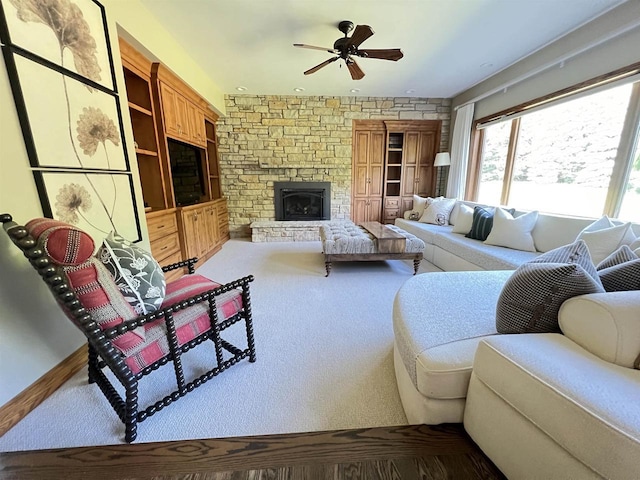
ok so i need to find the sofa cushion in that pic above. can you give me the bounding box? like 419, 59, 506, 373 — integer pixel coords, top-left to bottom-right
393, 270, 511, 399
577, 216, 636, 265
434, 231, 539, 270
472, 334, 640, 480
96, 231, 166, 315
484, 208, 538, 252
559, 291, 640, 369
496, 240, 605, 333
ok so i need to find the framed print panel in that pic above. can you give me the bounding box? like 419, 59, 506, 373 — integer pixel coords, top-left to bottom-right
1, 0, 115, 91
14, 55, 127, 171
36, 170, 142, 244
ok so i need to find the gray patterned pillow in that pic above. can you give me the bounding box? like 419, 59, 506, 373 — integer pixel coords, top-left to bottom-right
596, 245, 640, 292
496, 240, 605, 334
97, 232, 166, 315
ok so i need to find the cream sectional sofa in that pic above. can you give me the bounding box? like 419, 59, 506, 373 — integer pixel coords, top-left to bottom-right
393, 271, 640, 479
394, 202, 602, 271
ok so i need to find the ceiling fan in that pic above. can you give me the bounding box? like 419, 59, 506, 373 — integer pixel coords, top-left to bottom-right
294, 20, 404, 80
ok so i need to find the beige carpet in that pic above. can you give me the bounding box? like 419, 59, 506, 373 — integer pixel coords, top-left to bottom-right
0, 239, 439, 451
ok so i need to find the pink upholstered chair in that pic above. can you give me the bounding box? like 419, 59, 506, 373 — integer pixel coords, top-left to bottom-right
1, 214, 256, 442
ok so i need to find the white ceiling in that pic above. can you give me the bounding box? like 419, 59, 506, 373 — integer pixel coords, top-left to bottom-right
138, 0, 626, 99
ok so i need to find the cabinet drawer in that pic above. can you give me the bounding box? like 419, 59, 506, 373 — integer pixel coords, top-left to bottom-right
147, 212, 178, 242
385, 209, 399, 219
151, 232, 180, 261
385, 198, 400, 207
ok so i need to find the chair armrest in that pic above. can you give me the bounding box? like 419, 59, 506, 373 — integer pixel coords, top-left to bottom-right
162, 257, 197, 274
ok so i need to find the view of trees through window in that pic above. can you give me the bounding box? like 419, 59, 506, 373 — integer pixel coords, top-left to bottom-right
476, 81, 639, 221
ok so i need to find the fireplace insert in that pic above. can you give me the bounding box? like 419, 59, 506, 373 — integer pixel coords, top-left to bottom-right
274, 182, 331, 221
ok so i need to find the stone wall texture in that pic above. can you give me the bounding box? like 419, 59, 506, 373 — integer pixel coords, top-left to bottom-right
216, 95, 451, 238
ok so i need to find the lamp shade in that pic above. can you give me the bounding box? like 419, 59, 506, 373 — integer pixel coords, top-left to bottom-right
434, 152, 451, 167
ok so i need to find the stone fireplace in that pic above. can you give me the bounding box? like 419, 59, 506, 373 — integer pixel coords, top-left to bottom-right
274, 181, 331, 221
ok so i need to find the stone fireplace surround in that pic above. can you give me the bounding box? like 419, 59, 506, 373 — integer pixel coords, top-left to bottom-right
216, 95, 451, 239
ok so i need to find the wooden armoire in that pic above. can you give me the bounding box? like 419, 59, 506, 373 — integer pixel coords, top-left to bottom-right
351, 120, 442, 224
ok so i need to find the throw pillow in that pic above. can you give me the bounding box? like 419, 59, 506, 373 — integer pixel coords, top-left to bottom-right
496, 240, 605, 334
484, 208, 538, 252
407, 195, 442, 220
419, 197, 456, 226
466, 206, 515, 241
97, 231, 166, 315
576, 216, 636, 265
596, 246, 640, 292
24, 218, 95, 265
451, 203, 474, 234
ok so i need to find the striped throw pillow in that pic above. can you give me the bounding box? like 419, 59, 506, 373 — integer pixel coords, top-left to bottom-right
596, 245, 640, 292
466, 206, 515, 241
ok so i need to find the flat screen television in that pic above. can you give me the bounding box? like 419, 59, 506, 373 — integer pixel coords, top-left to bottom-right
168, 139, 206, 206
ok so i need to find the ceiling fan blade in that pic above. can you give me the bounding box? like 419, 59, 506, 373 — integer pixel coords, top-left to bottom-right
346, 25, 374, 48
357, 48, 404, 61
347, 59, 365, 80
304, 56, 339, 75
294, 43, 339, 54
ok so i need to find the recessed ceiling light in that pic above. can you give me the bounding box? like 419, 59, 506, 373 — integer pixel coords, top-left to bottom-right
293, 87, 305, 92
350, 88, 360, 93
405, 89, 416, 94
236, 86, 247, 91
480, 63, 493, 68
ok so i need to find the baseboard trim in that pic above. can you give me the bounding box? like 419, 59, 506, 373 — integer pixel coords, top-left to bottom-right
0, 345, 86, 437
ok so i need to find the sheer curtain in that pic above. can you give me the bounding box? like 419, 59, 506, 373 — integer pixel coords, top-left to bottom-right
446, 103, 475, 199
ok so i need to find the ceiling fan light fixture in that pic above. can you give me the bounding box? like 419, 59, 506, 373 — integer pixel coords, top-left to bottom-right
293, 87, 305, 92
236, 86, 247, 91
350, 88, 360, 93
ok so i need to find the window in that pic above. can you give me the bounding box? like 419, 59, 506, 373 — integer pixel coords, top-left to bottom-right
618, 125, 640, 222
472, 77, 640, 221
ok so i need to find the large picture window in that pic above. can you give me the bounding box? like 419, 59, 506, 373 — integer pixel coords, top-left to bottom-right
472, 76, 640, 222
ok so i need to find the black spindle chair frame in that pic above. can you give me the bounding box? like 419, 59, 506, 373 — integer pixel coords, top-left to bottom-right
1, 214, 256, 443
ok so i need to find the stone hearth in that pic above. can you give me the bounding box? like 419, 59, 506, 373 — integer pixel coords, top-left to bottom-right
251, 220, 351, 242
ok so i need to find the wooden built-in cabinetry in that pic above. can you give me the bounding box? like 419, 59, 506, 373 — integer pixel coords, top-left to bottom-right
119, 38, 229, 266
351, 120, 441, 224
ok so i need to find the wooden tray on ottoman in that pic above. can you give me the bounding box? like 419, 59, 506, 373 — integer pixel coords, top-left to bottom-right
320, 222, 424, 276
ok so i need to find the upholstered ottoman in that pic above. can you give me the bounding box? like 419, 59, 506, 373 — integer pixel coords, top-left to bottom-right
320, 222, 424, 276
392, 270, 512, 423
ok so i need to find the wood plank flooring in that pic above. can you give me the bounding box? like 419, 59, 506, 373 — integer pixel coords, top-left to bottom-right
0, 424, 505, 480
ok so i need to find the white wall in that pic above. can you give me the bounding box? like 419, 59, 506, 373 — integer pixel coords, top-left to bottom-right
452, 0, 640, 120
0, 0, 224, 408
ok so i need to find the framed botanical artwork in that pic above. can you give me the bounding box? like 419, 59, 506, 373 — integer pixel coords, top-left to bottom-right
35, 170, 142, 243
13, 54, 127, 170
0, 0, 116, 91
0, 0, 142, 244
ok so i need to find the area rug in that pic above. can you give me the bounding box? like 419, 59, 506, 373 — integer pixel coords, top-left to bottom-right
0, 239, 438, 451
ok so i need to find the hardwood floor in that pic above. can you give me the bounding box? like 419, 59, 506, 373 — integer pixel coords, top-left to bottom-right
0, 425, 505, 480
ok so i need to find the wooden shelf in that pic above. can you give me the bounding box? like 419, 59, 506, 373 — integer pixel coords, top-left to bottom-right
136, 148, 158, 156
128, 102, 153, 116
388, 148, 403, 152
207, 138, 215, 144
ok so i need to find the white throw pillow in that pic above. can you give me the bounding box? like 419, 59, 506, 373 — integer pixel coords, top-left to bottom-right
408, 195, 441, 219
576, 216, 636, 265
451, 203, 474, 234
559, 291, 640, 369
484, 208, 538, 252
419, 197, 456, 226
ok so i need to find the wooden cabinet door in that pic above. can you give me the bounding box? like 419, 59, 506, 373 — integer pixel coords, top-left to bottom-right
160, 82, 181, 139
181, 208, 202, 260
368, 198, 383, 222
188, 105, 206, 147
353, 131, 370, 197
401, 131, 420, 197
417, 131, 438, 196
369, 131, 385, 197
203, 204, 219, 253
174, 94, 189, 139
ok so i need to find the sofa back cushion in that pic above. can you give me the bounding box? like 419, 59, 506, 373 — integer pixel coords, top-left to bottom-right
530, 213, 593, 253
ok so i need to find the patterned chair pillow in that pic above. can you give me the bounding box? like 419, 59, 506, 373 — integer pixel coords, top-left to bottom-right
25, 219, 145, 352
596, 245, 640, 292
496, 240, 605, 334
419, 197, 456, 226
97, 232, 166, 315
